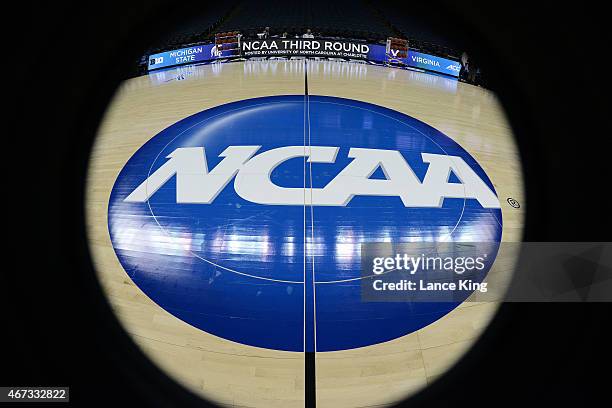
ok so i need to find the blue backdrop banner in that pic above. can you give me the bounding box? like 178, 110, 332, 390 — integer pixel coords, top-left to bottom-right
401, 50, 461, 77
148, 44, 217, 70
147, 42, 461, 77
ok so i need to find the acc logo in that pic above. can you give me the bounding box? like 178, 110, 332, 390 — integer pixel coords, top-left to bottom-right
447, 64, 461, 72
108, 95, 502, 352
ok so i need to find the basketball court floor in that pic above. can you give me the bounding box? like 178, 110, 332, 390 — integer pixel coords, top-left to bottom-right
86, 59, 524, 407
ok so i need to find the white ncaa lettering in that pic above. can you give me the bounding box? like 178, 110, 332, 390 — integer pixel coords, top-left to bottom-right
234, 146, 339, 205
124, 146, 260, 203
124, 145, 500, 208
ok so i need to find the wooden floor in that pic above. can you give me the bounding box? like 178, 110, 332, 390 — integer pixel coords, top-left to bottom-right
86, 59, 524, 407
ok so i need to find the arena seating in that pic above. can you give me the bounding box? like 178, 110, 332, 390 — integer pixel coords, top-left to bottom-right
371, 3, 460, 58
217, 0, 393, 42
145, 3, 239, 55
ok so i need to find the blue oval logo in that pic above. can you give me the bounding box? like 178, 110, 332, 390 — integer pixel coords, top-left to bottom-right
108, 95, 502, 351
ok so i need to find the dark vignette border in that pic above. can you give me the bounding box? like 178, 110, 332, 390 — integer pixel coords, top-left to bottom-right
8, 1, 610, 407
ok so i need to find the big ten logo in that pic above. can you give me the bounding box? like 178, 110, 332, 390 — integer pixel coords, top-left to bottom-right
150, 56, 164, 65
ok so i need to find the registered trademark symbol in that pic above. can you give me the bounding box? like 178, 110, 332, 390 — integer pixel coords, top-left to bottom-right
507, 197, 520, 208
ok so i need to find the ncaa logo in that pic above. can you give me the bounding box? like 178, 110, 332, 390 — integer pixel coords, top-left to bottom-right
109, 95, 502, 351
